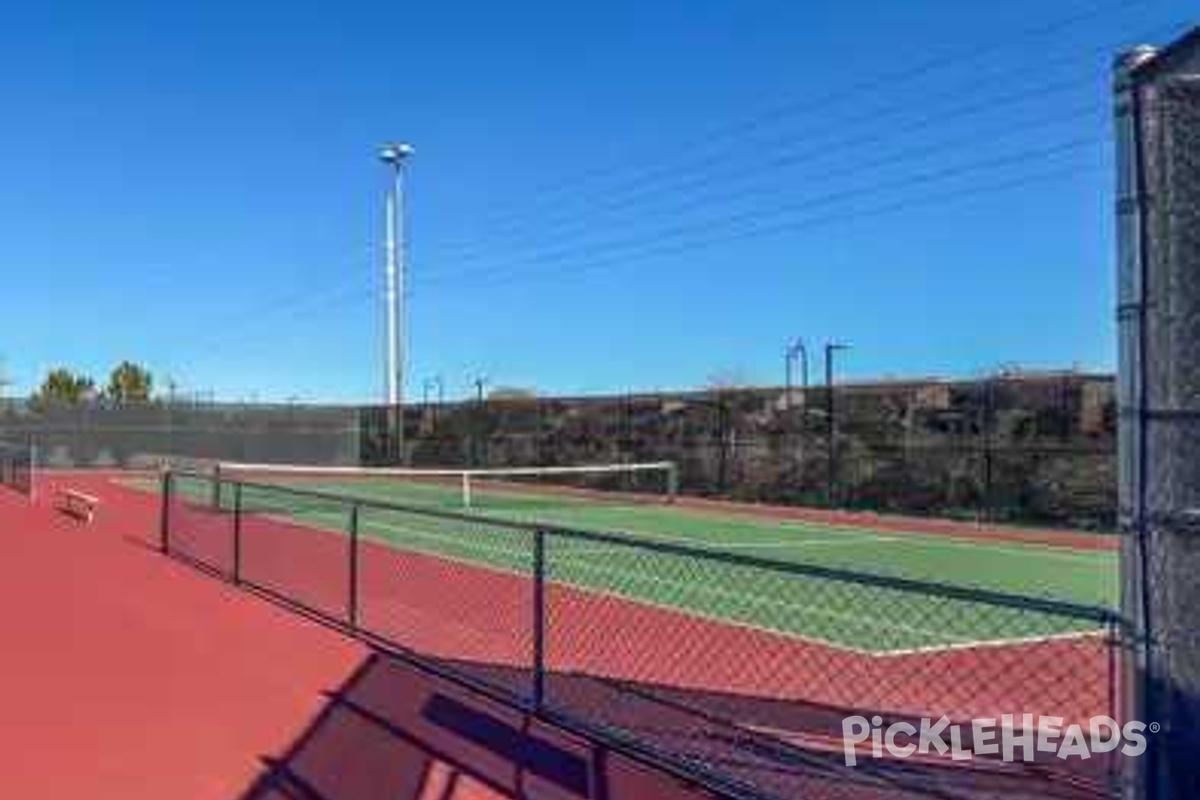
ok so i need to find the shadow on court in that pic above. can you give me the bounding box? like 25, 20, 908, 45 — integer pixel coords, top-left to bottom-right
235, 651, 722, 800
433, 658, 1118, 800
231, 644, 1117, 800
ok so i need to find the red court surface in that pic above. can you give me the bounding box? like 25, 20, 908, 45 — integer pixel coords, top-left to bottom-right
0, 474, 719, 800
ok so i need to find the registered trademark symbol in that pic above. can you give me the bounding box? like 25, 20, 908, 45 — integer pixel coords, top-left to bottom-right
1149, 722, 1161, 734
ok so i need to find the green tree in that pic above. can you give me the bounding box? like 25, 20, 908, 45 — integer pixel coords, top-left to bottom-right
106, 361, 153, 403
34, 368, 95, 405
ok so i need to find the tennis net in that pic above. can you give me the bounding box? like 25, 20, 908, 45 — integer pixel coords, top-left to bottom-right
0, 437, 34, 498
210, 459, 679, 514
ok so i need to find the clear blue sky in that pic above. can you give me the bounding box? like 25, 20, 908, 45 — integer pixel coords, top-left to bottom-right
0, 0, 1192, 401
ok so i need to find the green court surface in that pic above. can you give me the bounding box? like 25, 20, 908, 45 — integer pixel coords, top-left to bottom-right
151, 474, 1118, 653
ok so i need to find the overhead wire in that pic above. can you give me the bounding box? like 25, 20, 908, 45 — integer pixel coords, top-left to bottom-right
162, 3, 1174, 371
430, 0, 1161, 246
415, 138, 1110, 294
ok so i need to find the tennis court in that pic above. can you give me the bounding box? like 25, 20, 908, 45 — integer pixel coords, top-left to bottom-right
147, 464, 1117, 653
126, 464, 1124, 798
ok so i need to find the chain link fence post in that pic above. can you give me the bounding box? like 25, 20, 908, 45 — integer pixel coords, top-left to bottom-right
159, 469, 173, 554
232, 481, 242, 585
532, 527, 547, 709
348, 502, 360, 629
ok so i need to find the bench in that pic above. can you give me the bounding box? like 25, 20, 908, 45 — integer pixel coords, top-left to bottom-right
57, 488, 99, 522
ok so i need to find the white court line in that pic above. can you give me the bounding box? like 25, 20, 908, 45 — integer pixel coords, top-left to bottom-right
872, 628, 1112, 657
557, 538, 895, 558
560, 531, 897, 555
349, 513, 960, 645
768, 517, 1116, 562
236, 504, 1101, 657
866, 532, 1117, 562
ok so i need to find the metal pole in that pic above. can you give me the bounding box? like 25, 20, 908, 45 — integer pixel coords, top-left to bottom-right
1115, 48, 1156, 800
785, 339, 809, 409
798, 343, 809, 498
474, 376, 487, 467
159, 470, 172, 554
348, 502, 360, 628
381, 143, 414, 463
784, 347, 793, 411
436, 375, 444, 430
982, 378, 994, 523
799, 345, 809, 398
385, 187, 398, 403
825, 343, 848, 507
532, 528, 547, 709
786, 340, 809, 495
232, 482, 243, 584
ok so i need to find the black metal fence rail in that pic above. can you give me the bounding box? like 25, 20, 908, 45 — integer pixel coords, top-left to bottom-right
160, 469, 1124, 800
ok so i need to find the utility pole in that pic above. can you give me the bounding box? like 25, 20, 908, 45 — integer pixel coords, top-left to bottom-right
423, 375, 445, 429
784, 339, 809, 411
785, 339, 810, 495
380, 142, 414, 463
473, 376, 488, 467
824, 342, 850, 507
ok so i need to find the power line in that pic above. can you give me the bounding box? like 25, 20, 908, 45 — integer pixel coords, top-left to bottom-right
198, 244, 376, 333
166, 13, 1182, 356
158, 9, 1168, 373
428, 99, 1108, 268
167, 152, 1105, 389
427, 16, 1186, 261
178, 135, 1106, 360
179, 272, 377, 362
426, 158, 1106, 298
433, 0, 1158, 243
417, 136, 1107, 290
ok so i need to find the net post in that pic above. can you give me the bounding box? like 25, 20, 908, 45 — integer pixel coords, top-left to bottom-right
666, 461, 679, 504
462, 471, 473, 509
532, 527, 547, 710
348, 502, 360, 629
232, 482, 243, 584
159, 469, 173, 554
211, 462, 222, 509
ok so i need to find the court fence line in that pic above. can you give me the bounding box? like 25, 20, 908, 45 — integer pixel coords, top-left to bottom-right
0, 436, 35, 499
159, 468, 1125, 800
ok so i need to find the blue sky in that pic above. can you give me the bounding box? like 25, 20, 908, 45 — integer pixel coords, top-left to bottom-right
0, 0, 1192, 402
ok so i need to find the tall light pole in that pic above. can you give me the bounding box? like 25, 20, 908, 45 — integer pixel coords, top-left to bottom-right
380, 142, 414, 461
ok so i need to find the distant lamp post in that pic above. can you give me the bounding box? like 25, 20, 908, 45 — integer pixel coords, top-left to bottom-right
785, 339, 810, 489
784, 339, 809, 410
422, 375, 445, 428
824, 342, 850, 507
472, 375, 489, 467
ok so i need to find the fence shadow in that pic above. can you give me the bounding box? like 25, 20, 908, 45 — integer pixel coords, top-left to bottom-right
440, 657, 1118, 800
235, 651, 723, 800
231, 641, 1116, 800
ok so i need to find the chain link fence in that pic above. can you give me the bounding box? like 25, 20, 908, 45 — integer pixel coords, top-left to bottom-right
0, 436, 34, 496
0, 399, 361, 468
161, 469, 1121, 800
0, 373, 1116, 530
395, 374, 1116, 530
1118, 39, 1200, 799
